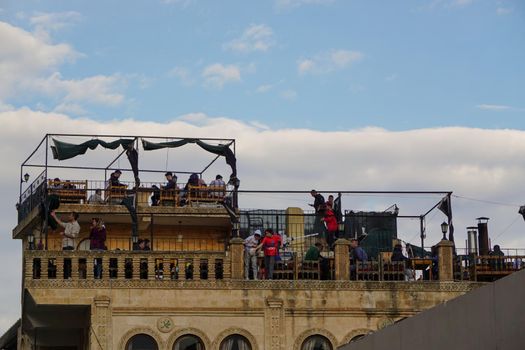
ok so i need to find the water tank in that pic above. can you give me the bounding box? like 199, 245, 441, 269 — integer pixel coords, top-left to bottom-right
467, 226, 478, 255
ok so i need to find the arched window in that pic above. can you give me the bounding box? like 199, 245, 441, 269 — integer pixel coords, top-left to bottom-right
301, 335, 332, 350
219, 334, 252, 350
350, 334, 366, 342
126, 334, 159, 350
173, 334, 205, 350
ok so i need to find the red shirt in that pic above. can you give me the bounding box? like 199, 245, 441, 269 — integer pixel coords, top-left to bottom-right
261, 235, 280, 256
324, 209, 338, 232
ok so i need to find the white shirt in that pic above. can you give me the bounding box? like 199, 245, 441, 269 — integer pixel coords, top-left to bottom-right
62, 221, 80, 248
244, 235, 260, 252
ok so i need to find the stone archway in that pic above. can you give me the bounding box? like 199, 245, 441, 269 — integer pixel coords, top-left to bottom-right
293, 328, 337, 350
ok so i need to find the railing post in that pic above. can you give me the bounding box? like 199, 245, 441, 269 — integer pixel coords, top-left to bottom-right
118, 255, 126, 279
102, 254, 110, 280
25, 253, 33, 280
86, 255, 95, 280
334, 239, 351, 280
148, 256, 155, 281
132, 256, 141, 280
193, 257, 201, 281
437, 239, 454, 281
56, 256, 64, 280
71, 256, 79, 280
208, 256, 216, 280
229, 237, 244, 280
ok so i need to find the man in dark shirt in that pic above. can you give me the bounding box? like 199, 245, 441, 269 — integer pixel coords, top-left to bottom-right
310, 190, 326, 237
309, 190, 325, 212
163, 172, 177, 190
109, 170, 123, 186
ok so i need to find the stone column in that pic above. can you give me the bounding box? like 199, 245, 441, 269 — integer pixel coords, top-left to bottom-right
265, 298, 285, 350
92, 295, 111, 350
334, 239, 351, 280
229, 237, 245, 280
437, 239, 454, 281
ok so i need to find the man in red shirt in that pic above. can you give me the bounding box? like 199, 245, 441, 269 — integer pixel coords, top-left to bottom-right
256, 229, 280, 279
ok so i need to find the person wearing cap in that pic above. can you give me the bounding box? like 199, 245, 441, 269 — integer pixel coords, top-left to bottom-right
109, 170, 123, 186
244, 230, 261, 280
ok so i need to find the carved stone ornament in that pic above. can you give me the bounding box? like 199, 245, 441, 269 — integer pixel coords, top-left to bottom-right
157, 317, 175, 333
377, 317, 395, 330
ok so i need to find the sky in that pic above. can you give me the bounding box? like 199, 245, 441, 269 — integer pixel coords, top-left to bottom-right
0, 0, 525, 334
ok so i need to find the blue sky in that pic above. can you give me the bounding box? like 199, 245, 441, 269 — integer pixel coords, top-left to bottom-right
1, 0, 523, 130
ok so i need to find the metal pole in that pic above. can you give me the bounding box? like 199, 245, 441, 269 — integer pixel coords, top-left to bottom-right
420, 216, 425, 258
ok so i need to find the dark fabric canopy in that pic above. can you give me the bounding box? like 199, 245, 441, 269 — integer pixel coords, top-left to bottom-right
142, 138, 237, 177
51, 138, 135, 161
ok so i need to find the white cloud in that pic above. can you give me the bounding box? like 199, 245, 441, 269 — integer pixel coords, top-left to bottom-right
30, 72, 125, 106
169, 66, 195, 86
476, 104, 512, 111
29, 11, 82, 40
298, 49, 363, 75
1, 110, 525, 332
280, 89, 298, 100
0, 20, 127, 109
275, 0, 335, 10
224, 24, 275, 53
0, 21, 78, 100
202, 63, 241, 89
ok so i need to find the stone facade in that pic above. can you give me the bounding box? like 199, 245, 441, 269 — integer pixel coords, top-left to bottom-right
23, 279, 480, 349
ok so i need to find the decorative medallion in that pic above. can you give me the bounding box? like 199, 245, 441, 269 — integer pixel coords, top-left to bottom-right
157, 317, 174, 333
377, 317, 395, 330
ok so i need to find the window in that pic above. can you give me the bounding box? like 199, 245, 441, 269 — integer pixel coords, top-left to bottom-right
301, 335, 332, 350
173, 334, 205, 350
219, 334, 251, 350
126, 334, 158, 350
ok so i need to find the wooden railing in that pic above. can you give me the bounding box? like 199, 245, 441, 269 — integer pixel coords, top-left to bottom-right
48, 180, 88, 204
24, 250, 230, 282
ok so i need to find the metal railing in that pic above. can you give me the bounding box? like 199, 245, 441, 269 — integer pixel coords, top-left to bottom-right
18, 170, 47, 223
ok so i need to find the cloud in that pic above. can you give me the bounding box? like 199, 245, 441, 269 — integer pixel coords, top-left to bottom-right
29, 11, 82, 40
476, 104, 512, 111
224, 24, 275, 53
0, 21, 78, 100
275, 0, 335, 10
169, 66, 195, 86
280, 89, 298, 100
31, 72, 125, 106
2, 110, 525, 332
298, 49, 363, 75
0, 20, 128, 110
201, 63, 241, 88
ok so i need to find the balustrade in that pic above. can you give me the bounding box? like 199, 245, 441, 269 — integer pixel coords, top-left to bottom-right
24, 251, 228, 283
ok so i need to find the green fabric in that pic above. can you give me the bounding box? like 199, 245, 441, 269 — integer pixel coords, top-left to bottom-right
304, 246, 320, 261
141, 138, 237, 177
141, 138, 195, 150
51, 138, 134, 160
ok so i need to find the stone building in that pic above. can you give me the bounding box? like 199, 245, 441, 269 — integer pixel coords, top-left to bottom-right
2, 135, 497, 350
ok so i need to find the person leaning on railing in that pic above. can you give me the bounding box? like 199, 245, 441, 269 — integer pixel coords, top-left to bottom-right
256, 229, 280, 280
244, 230, 261, 280
89, 217, 107, 279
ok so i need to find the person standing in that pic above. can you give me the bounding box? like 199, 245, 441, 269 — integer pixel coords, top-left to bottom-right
51, 211, 80, 251
322, 206, 338, 250
51, 211, 80, 279
89, 217, 107, 279
244, 230, 261, 280
309, 190, 326, 237
256, 229, 279, 280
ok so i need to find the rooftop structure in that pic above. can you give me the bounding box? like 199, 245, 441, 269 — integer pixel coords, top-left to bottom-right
4, 134, 524, 350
